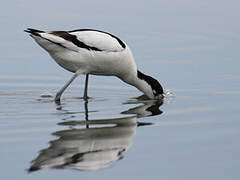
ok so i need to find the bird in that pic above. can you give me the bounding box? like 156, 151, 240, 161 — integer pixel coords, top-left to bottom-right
24, 28, 164, 102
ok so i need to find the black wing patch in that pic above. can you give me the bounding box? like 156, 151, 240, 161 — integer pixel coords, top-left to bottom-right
69, 29, 126, 49
49, 31, 102, 51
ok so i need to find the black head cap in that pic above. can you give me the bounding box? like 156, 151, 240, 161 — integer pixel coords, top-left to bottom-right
137, 70, 164, 97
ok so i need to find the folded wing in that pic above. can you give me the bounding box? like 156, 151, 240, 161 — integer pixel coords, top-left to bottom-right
25, 28, 126, 53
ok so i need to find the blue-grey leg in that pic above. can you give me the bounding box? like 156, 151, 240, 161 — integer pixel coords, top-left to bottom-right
84, 101, 89, 128
55, 73, 79, 103
83, 74, 89, 101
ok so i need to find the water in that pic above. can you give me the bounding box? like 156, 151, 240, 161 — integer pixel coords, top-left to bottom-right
1, 0, 240, 179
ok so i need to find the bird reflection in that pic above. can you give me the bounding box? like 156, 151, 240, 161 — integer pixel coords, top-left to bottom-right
28, 98, 163, 172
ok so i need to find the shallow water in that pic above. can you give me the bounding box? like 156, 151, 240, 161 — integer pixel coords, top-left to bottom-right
1, 0, 240, 179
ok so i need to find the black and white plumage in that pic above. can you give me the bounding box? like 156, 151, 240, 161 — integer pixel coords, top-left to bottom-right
25, 28, 163, 102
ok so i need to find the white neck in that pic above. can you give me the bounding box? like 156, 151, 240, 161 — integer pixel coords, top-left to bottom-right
120, 71, 155, 99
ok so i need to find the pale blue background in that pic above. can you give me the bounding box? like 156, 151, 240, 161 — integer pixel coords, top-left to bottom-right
1, 0, 240, 180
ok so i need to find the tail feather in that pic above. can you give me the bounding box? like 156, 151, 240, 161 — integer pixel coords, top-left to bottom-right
24, 28, 79, 52
24, 28, 45, 36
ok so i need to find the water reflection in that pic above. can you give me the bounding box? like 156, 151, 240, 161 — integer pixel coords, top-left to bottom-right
28, 98, 163, 172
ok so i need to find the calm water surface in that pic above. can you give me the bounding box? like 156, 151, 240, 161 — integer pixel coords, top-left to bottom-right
1, 0, 240, 179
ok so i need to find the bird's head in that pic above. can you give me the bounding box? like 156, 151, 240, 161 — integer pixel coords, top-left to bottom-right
136, 71, 164, 100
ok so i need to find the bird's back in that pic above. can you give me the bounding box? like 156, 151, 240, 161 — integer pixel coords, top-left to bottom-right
26, 28, 126, 53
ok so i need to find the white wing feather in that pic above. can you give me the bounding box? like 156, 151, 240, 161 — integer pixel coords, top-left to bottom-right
40, 33, 79, 52
29, 29, 125, 53
70, 31, 125, 52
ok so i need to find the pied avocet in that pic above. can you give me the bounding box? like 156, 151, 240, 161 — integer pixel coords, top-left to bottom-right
25, 28, 163, 102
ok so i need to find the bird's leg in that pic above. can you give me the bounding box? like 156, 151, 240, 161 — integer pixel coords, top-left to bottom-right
55, 73, 79, 103
84, 101, 89, 128
83, 74, 89, 101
